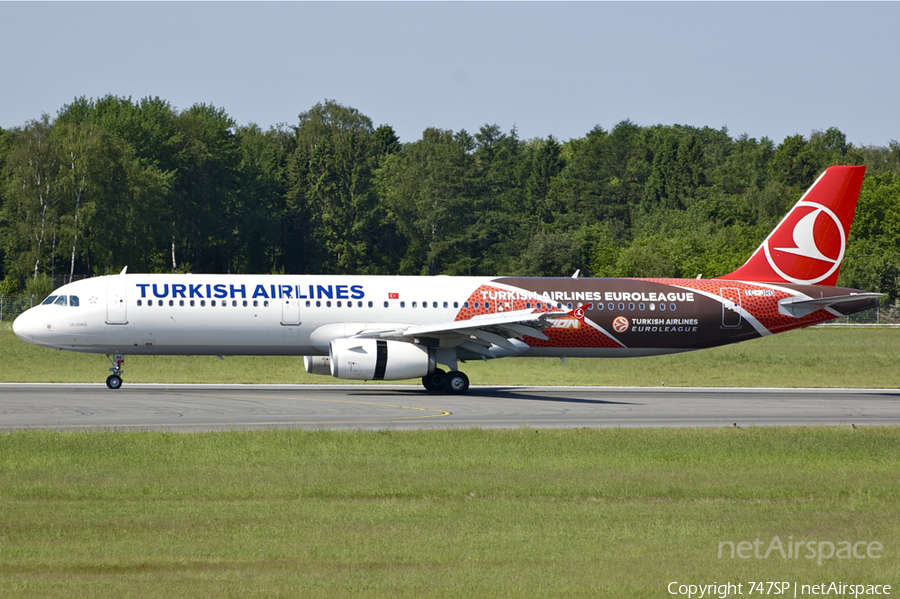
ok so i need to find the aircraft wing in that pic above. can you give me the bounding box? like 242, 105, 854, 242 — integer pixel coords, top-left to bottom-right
778, 292, 884, 318
351, 309, 568, 355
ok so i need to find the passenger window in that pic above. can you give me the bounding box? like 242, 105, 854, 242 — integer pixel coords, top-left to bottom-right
358, 301, 363, 308
485, 302, 490, 309
659, 303, 666, 312
526, 302, 531, 309
474, 302, 480, 309
326, 301, 332, 308
670, 303, 676, 311
337, 301, 342, 307
567, 302, 573, 309
400, 301, 406, 308
264, 301, 269, 307
464, 302, 469, 308
383, 301, 389, 308
453, 302, 459, 308
304, 300, 310, 307
316, 301, 321, 307
190, 300, 195, 307
608, 303, 614, 310
639, 303, 645, 311
201, 300, 206, 307
54, 296, 68, 306
169, 300, 174, 306
412, 301, 418, 308
618, 303, 624, 311
443, 302, 448, 308
433, 302, 438, 308
628, 303, 634, 311
42, 295, 58, 305
367, 301, 372, 308
69, 296, 80, 307
597, 303, 603, 310
137, 299, 142, 306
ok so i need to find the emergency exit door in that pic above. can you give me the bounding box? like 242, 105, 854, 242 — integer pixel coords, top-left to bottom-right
719, 288, 742, 328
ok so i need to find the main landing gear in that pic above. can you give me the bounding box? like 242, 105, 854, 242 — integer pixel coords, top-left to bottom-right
421, 369, 470, 395
106, 354, 125, 389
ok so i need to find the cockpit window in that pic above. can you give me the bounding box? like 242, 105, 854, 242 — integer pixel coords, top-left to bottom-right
69, 296, 80, 307
54, 296, 68, 306
42, 295, 58, 305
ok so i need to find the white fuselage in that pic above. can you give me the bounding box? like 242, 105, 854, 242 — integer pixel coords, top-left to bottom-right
13, 273, 594, 358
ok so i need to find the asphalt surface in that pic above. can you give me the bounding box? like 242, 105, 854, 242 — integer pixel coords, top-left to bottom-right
1, 384, 898, 430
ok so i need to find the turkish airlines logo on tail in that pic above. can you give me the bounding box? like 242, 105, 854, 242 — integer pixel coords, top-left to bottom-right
763, 201, 846, 285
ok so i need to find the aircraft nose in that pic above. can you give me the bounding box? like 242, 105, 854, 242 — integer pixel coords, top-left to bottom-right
13, 309, 36, 343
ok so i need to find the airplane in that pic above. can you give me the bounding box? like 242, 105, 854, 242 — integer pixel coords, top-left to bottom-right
12, 165, 881, 394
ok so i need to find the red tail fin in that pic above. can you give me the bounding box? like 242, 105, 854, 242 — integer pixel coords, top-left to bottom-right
720, 165, 866, 285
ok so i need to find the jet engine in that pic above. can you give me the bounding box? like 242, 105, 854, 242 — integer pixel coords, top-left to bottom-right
303, 355, 332, 376
328, 338, 435, 381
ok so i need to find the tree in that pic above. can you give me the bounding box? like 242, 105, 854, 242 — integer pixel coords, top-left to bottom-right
517, 231, 582, 277
284, 101, 386, 274
769, 134, 816, 188
232, 123, 295, 273
1, 116, 63, 279
169, 103, 240, 272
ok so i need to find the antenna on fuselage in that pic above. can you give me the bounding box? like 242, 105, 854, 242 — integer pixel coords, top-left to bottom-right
119, 266, 128, 275
571, 269, 580, 278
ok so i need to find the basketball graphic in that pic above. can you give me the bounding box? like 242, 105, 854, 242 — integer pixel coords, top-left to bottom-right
612, 316, 629, 333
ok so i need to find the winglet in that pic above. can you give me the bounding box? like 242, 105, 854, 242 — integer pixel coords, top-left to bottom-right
720, 165, 865, 285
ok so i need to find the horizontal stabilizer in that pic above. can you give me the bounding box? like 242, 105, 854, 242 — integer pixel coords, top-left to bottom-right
778, 293, 883, 318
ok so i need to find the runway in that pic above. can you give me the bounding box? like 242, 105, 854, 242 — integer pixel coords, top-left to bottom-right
1, 384, 898, 430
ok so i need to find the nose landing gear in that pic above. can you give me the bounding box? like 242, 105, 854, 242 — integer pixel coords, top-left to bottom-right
106, 354, 125, 389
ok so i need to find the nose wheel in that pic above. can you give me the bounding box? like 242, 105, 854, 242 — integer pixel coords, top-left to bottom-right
106, 354, 125, 389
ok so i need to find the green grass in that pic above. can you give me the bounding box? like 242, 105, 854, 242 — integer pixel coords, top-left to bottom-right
2, 322, 900, 387
0, 428, 897, 598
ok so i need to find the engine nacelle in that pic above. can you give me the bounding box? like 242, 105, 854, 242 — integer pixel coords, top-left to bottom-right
329, 339, 435, 381
303, 355, 332, 376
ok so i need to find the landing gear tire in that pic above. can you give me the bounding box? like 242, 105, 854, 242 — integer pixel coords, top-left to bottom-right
422, 369, 446, 392
442, 371, 469, 395
106, 354, 125, 389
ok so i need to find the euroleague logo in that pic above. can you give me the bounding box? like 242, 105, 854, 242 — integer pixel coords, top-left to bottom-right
763, 200, 845, 284
612, 316, 629, 333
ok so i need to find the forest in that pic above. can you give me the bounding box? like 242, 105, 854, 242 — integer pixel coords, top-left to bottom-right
1, 96, 899, 304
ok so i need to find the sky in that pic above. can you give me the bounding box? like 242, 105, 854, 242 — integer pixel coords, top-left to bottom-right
1, 2, 898, 147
